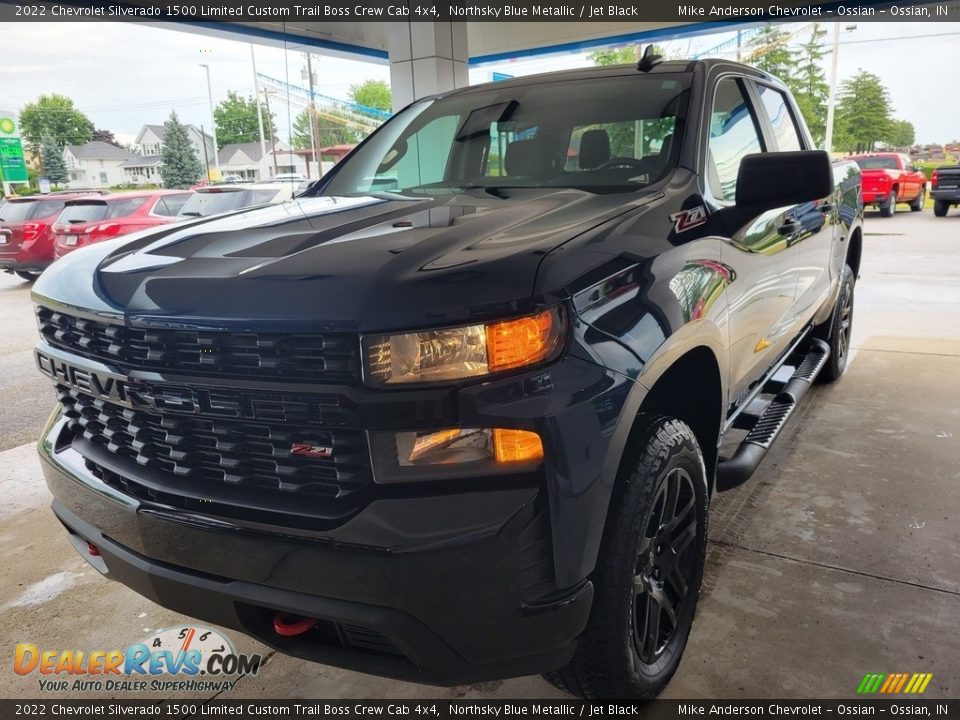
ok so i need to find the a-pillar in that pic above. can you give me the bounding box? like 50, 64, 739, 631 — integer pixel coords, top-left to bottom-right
387, 22, 469, 111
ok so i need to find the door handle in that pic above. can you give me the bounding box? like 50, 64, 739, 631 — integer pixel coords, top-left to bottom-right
778, 219, 801, 236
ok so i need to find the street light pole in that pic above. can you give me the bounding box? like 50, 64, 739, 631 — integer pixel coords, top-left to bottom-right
824, 24, 856, 154
250, 45, 267, 161
199, 63, 220, 173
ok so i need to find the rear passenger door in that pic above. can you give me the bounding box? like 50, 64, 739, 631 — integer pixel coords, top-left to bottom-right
706, 76, 800, 411
751, 80, 834, 333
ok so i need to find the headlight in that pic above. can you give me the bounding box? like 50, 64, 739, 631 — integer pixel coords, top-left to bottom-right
362, 307, 565, 386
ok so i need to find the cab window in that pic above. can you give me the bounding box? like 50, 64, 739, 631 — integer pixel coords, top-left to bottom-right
707, 78, 765, 202
755, 84, 803, 152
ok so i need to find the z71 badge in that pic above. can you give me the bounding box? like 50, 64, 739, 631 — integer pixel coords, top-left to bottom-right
670, 206, 708, 233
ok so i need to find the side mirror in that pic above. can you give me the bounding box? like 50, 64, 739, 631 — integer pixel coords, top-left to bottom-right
735, 151, 834, 212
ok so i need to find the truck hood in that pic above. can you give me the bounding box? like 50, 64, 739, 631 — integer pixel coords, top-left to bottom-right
35, 189, 642, 332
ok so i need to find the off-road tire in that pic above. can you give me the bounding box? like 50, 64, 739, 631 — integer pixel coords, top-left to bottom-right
816, 263, 855, 383
543, 416, 709, 698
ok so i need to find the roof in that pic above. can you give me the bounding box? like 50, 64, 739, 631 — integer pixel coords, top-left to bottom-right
65, 141, 135, 161
121, 155, 163, 168
220, 141, 291, 165
220, 142, 267, 163
138, 123, 213, 144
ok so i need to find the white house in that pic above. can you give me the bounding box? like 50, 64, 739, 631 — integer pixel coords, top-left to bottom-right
63, 141, 136, 189
120, 155, 163, 186
219, 141, 309, 181
134, 124, 216, 169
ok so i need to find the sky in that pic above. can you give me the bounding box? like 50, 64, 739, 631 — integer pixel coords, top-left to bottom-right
1, 21, 959, 146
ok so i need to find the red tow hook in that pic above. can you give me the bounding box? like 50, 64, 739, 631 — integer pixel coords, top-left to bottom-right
272, 612, 317, 637
86, 542, 101, 557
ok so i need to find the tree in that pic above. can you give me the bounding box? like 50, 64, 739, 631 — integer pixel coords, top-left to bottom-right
40, 136, 68, 186
587, 45, 639, 66
791, 24, 829, 147
349, 80, 392, 113
835, 70, 892, 153
884, 119, 916, 149
92, 128, 123, 148
292, 108, 360, 150
160, 111, 202, 188
213, 91, 274, 149
748, 26, 795, 83
19, 94, 93, 155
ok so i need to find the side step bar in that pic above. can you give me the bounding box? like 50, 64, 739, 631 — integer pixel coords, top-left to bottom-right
716, 338, 830, 491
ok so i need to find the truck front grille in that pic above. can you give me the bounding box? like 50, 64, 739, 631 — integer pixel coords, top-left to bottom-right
56, 382, 372, 523
36, 307, 359, 382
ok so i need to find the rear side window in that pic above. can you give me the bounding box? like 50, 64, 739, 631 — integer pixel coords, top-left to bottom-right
707, 78, 765, 202
58, 203, 109, 224
756, 85, 803, 152
109, 197, 147, 218
153, 193, 191, 217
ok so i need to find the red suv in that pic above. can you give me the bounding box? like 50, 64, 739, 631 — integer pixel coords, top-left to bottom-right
53, 190, 191, 258
0, 192, 105, 281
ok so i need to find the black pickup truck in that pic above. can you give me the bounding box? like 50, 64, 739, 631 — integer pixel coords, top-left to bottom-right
32, 57, 862, 698
932, 165, 960, 216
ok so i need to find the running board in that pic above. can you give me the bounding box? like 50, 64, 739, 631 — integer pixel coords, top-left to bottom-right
715, 338, 830, 491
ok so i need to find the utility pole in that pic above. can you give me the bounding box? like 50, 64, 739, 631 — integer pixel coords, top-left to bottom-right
251, 45, 267, 161
199, 124, 211, 180
262, 89, 279, 177
305, 54, 320, 179
823, 24, 841, 154
736, 30, 742, 62
199, 63, 220, 172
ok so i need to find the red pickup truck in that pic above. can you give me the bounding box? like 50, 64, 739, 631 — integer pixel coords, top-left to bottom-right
850, 152, 926, 217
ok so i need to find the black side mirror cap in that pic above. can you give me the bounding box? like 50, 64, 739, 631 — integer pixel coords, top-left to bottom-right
736, 150, 834, 212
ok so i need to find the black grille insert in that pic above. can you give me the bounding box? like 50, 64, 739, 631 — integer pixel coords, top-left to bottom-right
36, 306, 359, 382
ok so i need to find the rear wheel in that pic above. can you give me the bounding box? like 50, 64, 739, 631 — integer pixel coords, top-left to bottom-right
817, 264, 855, 383
934, 199, 950, 217
543, 416, 708, 699
14, 270, 40, 282
880, 190, 897, 217
909, 187, 925, 212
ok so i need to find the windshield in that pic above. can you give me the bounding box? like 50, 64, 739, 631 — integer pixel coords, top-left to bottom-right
855, 156, 899, 170
323, 73, 691, 196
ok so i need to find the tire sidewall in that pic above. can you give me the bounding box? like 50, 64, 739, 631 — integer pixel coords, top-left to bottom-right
601, 419, 710, 696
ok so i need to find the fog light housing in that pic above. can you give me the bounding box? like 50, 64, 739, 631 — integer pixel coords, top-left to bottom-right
369, 427, 544, 483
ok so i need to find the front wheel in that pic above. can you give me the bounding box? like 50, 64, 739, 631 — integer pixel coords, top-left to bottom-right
933, 199, 950, 217
817, 264, 855, 383
910, 188, 925, 212
14, 270, 40, 282
543, 417, 708, 699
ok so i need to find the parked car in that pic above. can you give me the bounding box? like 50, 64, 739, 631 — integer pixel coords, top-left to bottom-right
0, 191, 106, 280
218, 174, 246, 184
273, 172, 307, 182
930, 165, 960, 216
33, 58, 863, 699
850, 152, 926, 217
177, 183, 293, 219
52, 190, 191, 258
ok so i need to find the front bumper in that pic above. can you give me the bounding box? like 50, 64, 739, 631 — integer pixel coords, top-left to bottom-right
40, 408, 598, 685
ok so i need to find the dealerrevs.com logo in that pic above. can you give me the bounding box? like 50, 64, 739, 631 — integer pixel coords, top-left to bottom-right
15, 626, 262, 693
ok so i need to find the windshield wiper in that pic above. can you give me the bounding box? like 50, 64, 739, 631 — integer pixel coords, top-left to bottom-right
179, 211, 202, 217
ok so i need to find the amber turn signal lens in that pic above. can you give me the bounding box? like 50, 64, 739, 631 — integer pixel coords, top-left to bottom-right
486, 309, 562, 373
493, 428, 544, 464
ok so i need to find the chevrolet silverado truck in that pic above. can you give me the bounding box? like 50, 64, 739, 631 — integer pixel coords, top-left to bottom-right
850, 152, 925, 217
931, 165, 960, 217
32, 57, 863, 699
